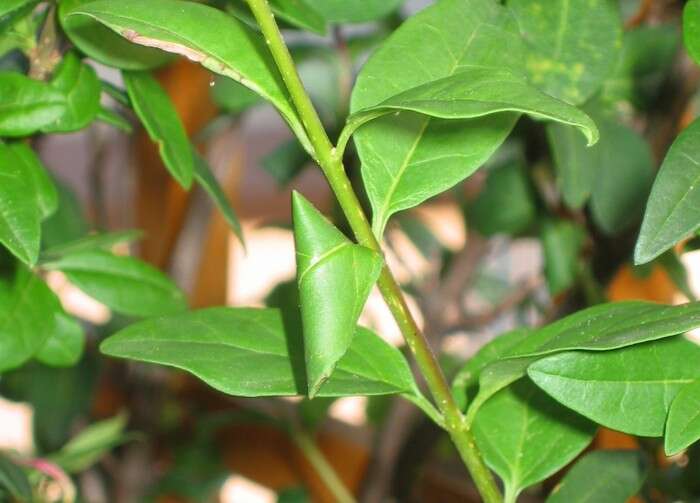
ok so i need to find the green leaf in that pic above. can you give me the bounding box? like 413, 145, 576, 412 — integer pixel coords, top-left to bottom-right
635, 117, 700, 264
590, 120, 654, 235
193, 152, 244, 246
59, 0, 173, 70
473, 379, 595, 501
348, 67, 599, 147
528, 337, 700, 436
101, 307, 415, 397
508, 0, 622, 105
547, 122, 597, 209
211, 75, 263, 115
0, 72, 67, 136
292, 193, 383, 396
0, 0, 37, 19
262, 139, 310, 186
268, 0, 326, 35
50, 413, 129, 473
304, 0, 404, 23
42, 51, 101, 133
468, 160, 536, 236
541, 218, 583, 295
0, 266, 62, 372
68, 0, 313, 153
8, 142, 58, 221
36, 313, 84, 368
123, 71, 194, 188
0, 143, 41, 265
41, 180, 89, 250
350, 0, 528, 236
665, 379, 700, 455
42, 250, 187, 317
0, 453, 31, 501
546, 450, 648, 503
508, 300, 700, 358
96, 106, 133, 133
685, 0, 700, 67
452, 328, 531, 410
41, 230, 142, 260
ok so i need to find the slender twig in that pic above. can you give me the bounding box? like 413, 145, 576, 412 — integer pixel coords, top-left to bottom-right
291, 429, 357, 503
245, 1, 502, 501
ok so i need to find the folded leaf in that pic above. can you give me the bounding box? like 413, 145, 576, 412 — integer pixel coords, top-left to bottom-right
635, 117, 700, 264
305, 0, 404, 23
36, 313, 84, 368
100, 307, 414, 397
546, 450, 648, 503
292, 193, 383, 396
0, 72, 67, 136
0, 142, 42, 265
348, 67, 599, 146
7, 142, 58, 220
123, 71, 194, 188
665, 379, 700, 455
685, 0, 700, 67
508, 0, 622, 105
42, 52, 101, 133
508, 300, 700, 358
0, 266, 62, 372
59, 0, 173, 70
473, 379, 595, 501
528, 337, 700, 436
350, 0, 527, 236
42, 250, 187, 317
193, 153, 244, 246
68, 0, 312, 153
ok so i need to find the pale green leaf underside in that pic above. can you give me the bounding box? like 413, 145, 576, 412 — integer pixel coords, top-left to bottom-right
635, 117, 700, 264
69, 0, 312, 153
546, 450, 647, 503
473, 379, 595, 501
528, 337, 700, 436
101, 307, 414, 397
293, 193, 383, 396
665, 379, 700, 455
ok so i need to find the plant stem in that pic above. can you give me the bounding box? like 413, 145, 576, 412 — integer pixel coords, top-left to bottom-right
245, 1, 502, 501
292, 429, 356, 503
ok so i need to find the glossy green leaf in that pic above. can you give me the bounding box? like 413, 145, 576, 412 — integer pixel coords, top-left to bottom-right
50, 413, 129, 473
36, 313, 84, 368
348, 67, 599, 146
528, 337, 700, 436
546, 450, 648, 503
473, 379, 596, 501
0, 453, 31, 502
350, 0, 528, 235
541, 219, 583, 295
269, 0, 326, 35
194, 153, 244, 246
101, 307, 414, 397
0, 143, 41, 265
508, 300, 700, 358
635, 117, 700, 264
41, 230, 142, 260
123, 71, 194, 188
305, 0, 404, 23
59, 0, 173, 70
0, 0, 37, 19
452, 328, 531, 410
8, 142, 58, 221
69, 0, 312, 153
665, 379, 700, 455
42, 250, 187, 317
508, 0, 622, 105
292, 193, 383, 396
468, 161, 536, 236
0, 266, 62, 372
685, 0, 700, 67
590, 121, 654, 234
42, 52, 101, 133
96, 107, 133, 133
0, 72, 67, 136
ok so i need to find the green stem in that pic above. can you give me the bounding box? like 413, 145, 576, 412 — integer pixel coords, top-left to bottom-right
245, 1, 502, 501
292, 429, 356, 503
